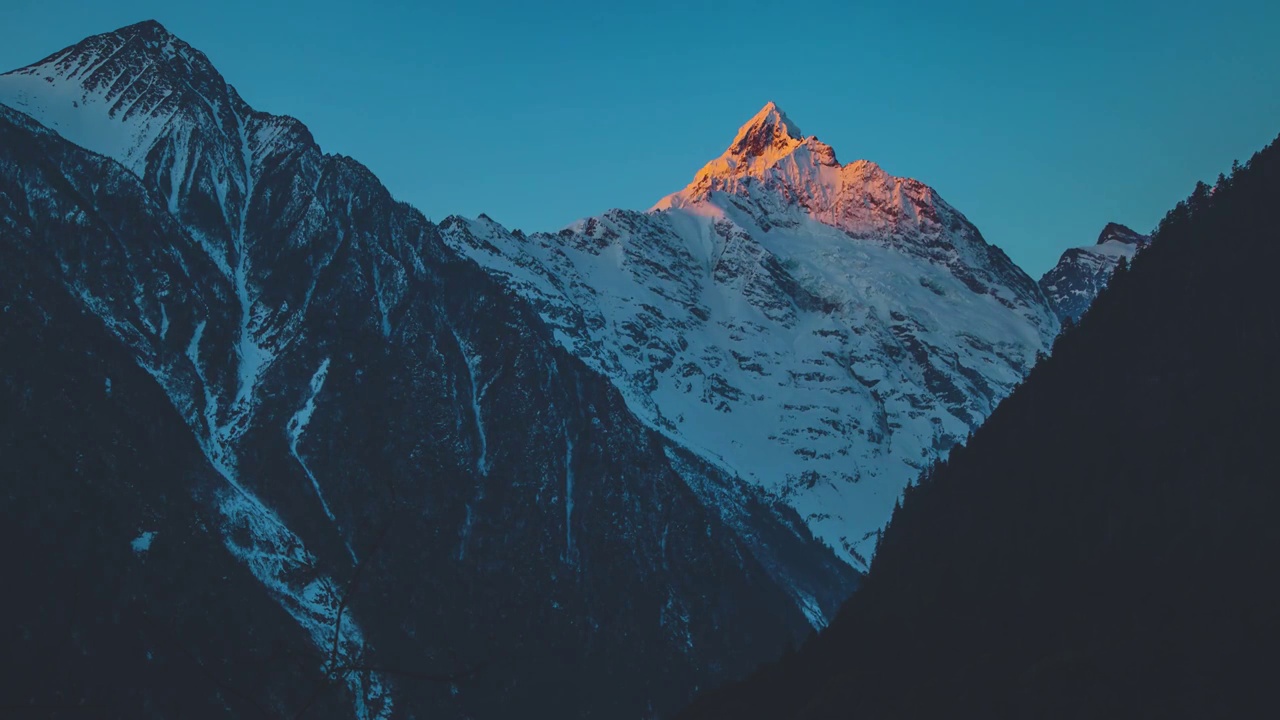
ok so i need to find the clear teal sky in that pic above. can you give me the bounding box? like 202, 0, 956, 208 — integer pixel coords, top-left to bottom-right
2, 1, 1277, 274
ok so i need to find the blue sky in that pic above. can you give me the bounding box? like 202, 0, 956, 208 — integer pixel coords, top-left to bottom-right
2, 0, 1277, 274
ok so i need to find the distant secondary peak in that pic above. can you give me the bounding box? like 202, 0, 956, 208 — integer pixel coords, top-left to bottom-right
1096, 222, 1147, 246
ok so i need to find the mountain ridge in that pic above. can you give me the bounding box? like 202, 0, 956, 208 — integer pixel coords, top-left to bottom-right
0, 21, 855, 718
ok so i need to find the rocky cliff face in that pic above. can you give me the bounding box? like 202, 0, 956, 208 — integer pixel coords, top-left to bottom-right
0, 22, 854, 719
1040, 222, 1151, 322
444, 102, 1060, 568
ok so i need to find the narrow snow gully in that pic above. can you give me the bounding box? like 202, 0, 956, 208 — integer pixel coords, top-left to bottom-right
563, 424, 577, 566
210, 116, 388, 718
449, 326, 501, 563
223, 108, 273, 447
449, 326, 500, 477
158, 112, 387, 718
179, 323, 390, 718
219, 489, 392, 719
286, 358, 356, 562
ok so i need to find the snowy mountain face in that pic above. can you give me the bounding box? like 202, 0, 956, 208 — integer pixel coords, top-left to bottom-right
1039, 222, 1151, 322
0, 22, 856, 719
443, 102, 1060, 569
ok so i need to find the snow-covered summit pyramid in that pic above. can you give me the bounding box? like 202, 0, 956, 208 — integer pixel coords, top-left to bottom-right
668, 101, 820, 193
444, 103, 1060, 568
656, 103, 1049, 306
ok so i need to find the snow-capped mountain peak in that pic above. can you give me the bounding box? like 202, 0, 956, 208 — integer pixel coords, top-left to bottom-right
652, 104, 995, 267
446, 106, 1059, 569
737, 101, 804, 144
1040, 222, 1151, 322
657, 102, 843, 209
711, 101, 812, 173
0, 20, 265, 173
1096, 221, 1147, 246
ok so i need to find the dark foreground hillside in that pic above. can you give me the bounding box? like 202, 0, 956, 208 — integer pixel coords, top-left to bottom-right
682, 138, 1280, 719
0, 23, 856, 717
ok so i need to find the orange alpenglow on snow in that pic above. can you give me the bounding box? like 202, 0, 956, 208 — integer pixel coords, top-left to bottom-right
653, 102, 943, 239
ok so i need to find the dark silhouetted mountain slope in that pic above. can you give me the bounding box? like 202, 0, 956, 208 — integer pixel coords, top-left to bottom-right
0, 22, 855, 718
680, 138, 1280, 719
